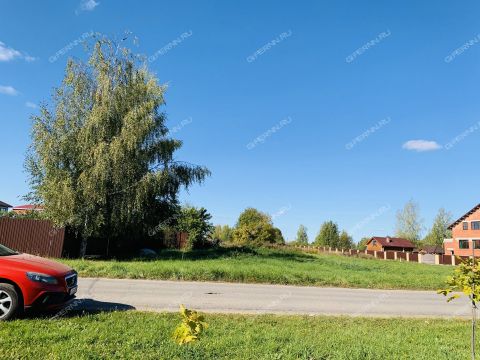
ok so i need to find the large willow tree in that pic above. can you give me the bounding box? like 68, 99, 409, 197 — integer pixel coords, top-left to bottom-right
26, 38, 210, 257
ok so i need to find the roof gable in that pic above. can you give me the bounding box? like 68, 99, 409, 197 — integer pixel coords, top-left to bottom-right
449, 203, 480, 230
0, 201, 12, 208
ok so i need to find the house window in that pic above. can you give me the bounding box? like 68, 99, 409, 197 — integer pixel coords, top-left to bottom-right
372, 240, 377, 246
459, 240, 470, 249
474, 240, 480, 249
463, 222, 469, 230
472, 221, 480, 230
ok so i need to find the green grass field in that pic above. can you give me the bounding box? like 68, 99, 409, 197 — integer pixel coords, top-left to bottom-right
61, 247, 452, 290
1, 311, 474, 359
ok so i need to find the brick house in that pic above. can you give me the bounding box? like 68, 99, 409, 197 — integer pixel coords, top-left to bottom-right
366, 236, 415, 252
444, 203, 480, 256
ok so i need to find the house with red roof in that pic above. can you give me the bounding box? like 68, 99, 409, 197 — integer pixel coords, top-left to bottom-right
365, 236, 415, 252
444, 203, 480, 256
12, 204, 45, 215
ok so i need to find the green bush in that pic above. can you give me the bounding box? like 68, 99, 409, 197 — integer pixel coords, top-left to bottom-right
175, 206, 215, 249
232, 208, 285, 246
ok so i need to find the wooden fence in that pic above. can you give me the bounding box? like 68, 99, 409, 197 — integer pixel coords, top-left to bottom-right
0, 218, 190, 258
0, 218, 66, 258
288, 245, 474, 266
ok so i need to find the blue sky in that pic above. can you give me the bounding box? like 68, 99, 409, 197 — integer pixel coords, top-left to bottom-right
1, 0, 479, 242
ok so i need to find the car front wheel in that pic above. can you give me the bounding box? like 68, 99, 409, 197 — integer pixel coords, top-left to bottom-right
0, 283, 19, 321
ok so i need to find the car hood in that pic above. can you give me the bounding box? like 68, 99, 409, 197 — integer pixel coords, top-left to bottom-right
0, 253, 73, 276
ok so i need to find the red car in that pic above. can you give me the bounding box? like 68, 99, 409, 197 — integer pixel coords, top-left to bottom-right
0, 243, 77, 320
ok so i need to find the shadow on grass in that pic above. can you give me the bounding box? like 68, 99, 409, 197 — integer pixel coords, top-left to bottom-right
23, 299, 135, 320
69, 246, 321, 263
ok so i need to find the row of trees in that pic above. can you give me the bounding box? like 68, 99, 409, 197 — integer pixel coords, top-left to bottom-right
288, 200, 452, 250
154, 200, 452, 251
395, 200, 452, 246
143, 200, 450, 250
291, 222, 354, 249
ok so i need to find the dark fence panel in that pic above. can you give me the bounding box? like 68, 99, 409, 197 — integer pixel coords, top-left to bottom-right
366, 250, 375, 256
441, 255, 452, 265
385, 251, 395, 260
376, 251, 384, 259
162, 231, 189, 249
409, 253, 418, 262
0, 218, 65, 258
397, 252, 407, 260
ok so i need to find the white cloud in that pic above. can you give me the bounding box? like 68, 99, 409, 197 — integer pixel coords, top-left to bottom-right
25, 101, 38, 108
24, 55, 37, 62
0, 41, 37, 62
77, 0, 99, 13
0, 85, 19, 96
0, 42, 21, 62
402, 139, 442, 152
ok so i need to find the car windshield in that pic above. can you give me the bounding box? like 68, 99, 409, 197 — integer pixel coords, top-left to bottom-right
0, 244, 18, 256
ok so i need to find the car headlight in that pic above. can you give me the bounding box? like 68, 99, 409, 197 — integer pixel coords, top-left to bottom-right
26, 272, 58, 285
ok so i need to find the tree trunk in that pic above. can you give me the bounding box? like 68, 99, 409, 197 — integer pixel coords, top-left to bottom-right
79, 236, 88, 258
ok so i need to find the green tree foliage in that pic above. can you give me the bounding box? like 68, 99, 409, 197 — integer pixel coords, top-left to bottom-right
314, 221, 340, 248
25, 37, 210, 256
395, 200, 424, 245
0, 211, 45, 220
273, 227, 285, 244
424, 208, 453, 246
338, 230, 354, 250
175, 206, 214, 249
232, 208, 285, 246
357, 237, 370, 250
295, 225, 309, 245
212, 224, 234, 244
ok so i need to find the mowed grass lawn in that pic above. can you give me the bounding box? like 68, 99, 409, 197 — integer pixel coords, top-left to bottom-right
1, 311, 474, 359
61, 247, 452, 290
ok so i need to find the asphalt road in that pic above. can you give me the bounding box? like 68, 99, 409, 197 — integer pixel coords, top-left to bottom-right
75, 278, 471, 318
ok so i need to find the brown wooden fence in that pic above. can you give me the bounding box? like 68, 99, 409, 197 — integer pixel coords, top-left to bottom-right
288, 244, 480, 267
0, 218, 66, 258
385, 251, 395, 260
439, 254, 452, 265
